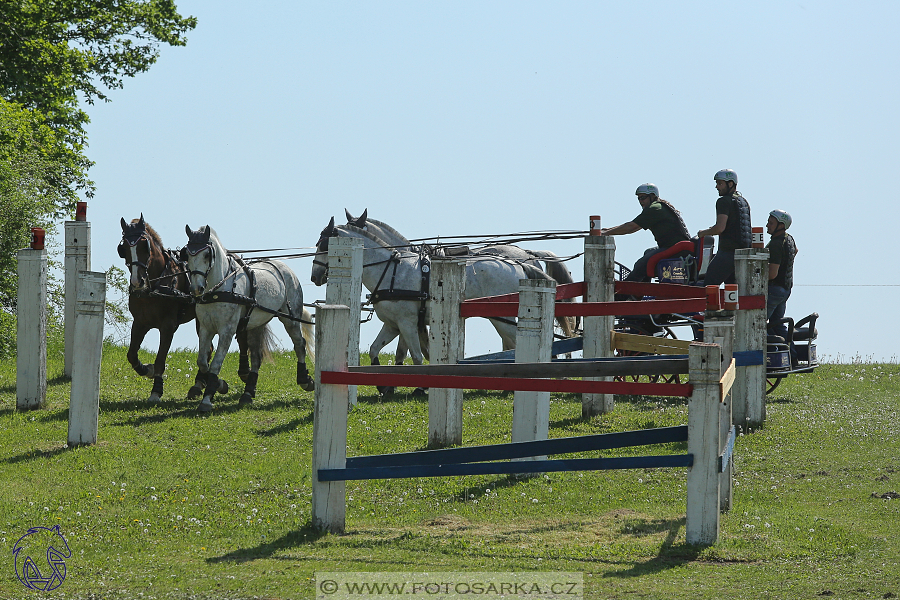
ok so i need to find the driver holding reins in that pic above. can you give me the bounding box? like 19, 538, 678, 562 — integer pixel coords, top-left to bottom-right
600, 183, 692, 283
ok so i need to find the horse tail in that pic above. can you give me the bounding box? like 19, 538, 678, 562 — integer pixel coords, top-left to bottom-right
260, 323, 277, 365
301, 307, 315, 364
520, 262, 554, 281
528, 250, 575, 284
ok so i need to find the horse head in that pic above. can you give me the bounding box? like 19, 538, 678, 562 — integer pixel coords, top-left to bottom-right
311, 216, 339, 286
183, 225, 216, 297
118, 214, 154, 292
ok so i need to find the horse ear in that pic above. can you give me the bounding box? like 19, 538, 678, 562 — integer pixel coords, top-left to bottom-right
185, 224, 192, 237
139, 213, 144, 225
345, 208, 354, 223
179, 247, 187, 263
328, 216, 335, 234
203, 226, 211, 242
360, 208, 367, 222
121, 217, 127, 231
117, 242, 127, 259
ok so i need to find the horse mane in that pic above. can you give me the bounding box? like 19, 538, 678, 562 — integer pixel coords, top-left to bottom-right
366, 218, 411, 245
343, 224, 392, 248
132, 218, 164, 252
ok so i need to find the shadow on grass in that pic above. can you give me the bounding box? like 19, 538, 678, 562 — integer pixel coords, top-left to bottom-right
207, 521, 327, 563
602, 516, 704, 577
2, 443, 71, 465
257, 410, 314, 437
0, 372, 69, 395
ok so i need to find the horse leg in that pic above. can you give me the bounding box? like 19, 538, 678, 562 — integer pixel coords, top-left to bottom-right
188, 320, 210, 399
369, 322, 401, 396
397, 319, 428, 396
281, 317, 315, 392
148, 323, 177, 404
197, 327, 233, 412
127, 322, 152, 378
489, 318, 518, 352
236, 328, 250, 383
239, 327, 265, 405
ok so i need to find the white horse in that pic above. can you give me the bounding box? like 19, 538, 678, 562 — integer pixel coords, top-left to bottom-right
183, 225, 315, 412
311, 218, 556, 378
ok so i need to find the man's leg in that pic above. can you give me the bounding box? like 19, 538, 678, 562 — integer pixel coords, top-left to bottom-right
703, 250, 735, 287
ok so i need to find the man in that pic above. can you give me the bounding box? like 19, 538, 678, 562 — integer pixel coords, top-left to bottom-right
697, 169, 752, 286
766, 209, 798, 355
601, 183, 691, 283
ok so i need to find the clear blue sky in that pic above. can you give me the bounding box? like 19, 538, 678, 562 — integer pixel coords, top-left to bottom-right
84, 1, 898, 362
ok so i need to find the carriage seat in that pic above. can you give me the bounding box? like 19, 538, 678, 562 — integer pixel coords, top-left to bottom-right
792, 313, 818, 342
646, 237, 712, 284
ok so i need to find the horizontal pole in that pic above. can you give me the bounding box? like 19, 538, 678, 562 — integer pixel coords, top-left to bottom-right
320, 371, 693, 397
350, 357, 689, 378
318, 454, 695, 481
733, 350, 765, 366
460, 298, 707, 318
615, 281, 707, 299
738, 295, 765, 310
348, 425, 689, 468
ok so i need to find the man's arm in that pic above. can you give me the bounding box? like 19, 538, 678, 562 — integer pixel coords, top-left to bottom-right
601, 222, 641, 236
698, 214, 728, 238
768, 263, 780, 280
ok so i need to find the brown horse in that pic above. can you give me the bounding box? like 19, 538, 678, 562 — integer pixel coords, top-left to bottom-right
118, 215, 249, 403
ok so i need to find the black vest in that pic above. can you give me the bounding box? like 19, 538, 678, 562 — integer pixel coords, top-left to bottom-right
723, 192, 752, 249
776, 233, 797, 290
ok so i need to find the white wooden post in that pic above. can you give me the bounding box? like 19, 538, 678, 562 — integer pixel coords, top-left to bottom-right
703, 310, 735, 513
734, 249, 768, 428
312, 304, 350, 534
68, 271, 106, 446
16, 248, 47, 410
325, 237, 363, 407
582, 235, 615, 417
64, 220, 91, 377
686, 342, 724, 545
511, 278, 556, 459
428, 258, 466, 447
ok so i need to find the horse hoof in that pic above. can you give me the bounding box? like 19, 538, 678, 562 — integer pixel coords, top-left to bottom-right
148, 392, 162, 404
218, 380, 229, 394
412, 387, 427, 397
197, 398, 214, 413
187, 386, 203, 400
301, 380, 315, 392
239, 371, 250, 384
239, 393, 253, 405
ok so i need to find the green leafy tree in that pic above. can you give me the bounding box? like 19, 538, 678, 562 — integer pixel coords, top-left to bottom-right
0, 1, 196, 355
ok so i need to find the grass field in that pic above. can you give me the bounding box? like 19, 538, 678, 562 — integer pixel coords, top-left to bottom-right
1, 341, 899, 599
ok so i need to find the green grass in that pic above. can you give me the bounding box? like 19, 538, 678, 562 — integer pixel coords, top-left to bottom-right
1, 343, 899, 599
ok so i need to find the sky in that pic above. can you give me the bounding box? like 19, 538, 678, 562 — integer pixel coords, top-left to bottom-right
80, 0, 898, 363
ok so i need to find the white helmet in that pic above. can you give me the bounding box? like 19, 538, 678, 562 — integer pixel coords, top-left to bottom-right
769, 209, 792, 229
714, 169, 738, 184
635, 183, 659, 197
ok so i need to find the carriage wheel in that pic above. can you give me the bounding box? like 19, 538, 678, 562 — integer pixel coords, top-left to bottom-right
766, 376, 783, 395
612, 325, 681, 385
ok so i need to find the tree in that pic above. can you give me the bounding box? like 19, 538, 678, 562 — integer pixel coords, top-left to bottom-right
0, 0, 196, 211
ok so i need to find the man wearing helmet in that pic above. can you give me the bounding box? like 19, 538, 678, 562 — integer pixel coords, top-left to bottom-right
601, 183, 691, 283
766, 209, 798, 355
697, 169, 752, 286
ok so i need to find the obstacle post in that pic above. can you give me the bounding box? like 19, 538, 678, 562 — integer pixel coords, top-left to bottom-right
582, 235, 616, 417
428, 258, 467, 447
734, 248, 768, 428
64, 220, 91, 377
703, 310, 735, 512
312, 304, 351, 534
686, 342, 724, 545
67, 271, 107, 446
325, 237, 363, 406
511, 279, 557, 459
16, 248, 48, 410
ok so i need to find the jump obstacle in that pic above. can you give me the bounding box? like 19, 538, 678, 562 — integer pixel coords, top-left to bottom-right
310, 228, 769, 543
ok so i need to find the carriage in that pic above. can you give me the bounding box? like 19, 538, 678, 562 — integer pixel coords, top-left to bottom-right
613, 236, 819, 394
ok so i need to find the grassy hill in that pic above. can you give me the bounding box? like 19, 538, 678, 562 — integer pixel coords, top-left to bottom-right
1, 343, 898, 599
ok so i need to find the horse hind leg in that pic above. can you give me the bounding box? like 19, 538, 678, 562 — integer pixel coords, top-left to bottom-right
239, 327, 266, 405
236, 328, 251, 383
281, 317, 315, 392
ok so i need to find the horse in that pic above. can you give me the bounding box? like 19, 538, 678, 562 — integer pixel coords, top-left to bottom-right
117, 215, 250, 403
344, 208, 579, 340
182, 225, 315, 412
311, 217, 557, 391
